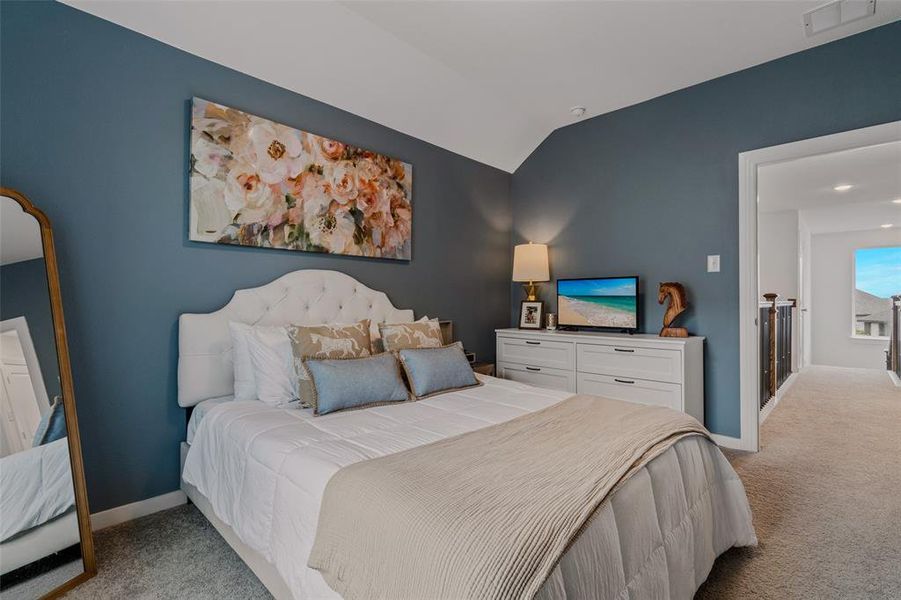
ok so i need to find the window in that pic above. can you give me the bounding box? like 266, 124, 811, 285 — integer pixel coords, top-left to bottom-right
853, 246, 900, 338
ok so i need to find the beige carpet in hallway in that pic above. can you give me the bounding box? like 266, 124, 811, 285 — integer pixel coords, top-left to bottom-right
697, 366, 901, 599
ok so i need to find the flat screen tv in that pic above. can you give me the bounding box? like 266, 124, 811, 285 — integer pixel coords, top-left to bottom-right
557, 276, 639, 331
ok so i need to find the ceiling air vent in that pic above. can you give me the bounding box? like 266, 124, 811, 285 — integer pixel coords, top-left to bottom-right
803, 0, 877, 36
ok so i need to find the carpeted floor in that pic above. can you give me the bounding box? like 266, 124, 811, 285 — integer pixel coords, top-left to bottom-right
697, 366, 901, 599
64, 503, 270, 599
61, 366, 899, 599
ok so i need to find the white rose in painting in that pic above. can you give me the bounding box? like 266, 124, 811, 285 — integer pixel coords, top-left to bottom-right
326, 161, 359, 205
291, 170, 332, 222
308, 210, 355, 253
248, 121, 305, 184
190, 175, 229, 238
224, 162, 279, 224
192, 135, 231, 179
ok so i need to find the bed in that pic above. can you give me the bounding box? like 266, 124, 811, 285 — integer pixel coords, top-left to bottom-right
179, 270, 756, 600
0, 437, 78, 576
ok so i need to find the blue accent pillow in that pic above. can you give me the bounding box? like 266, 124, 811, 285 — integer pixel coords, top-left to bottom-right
398, 342, 481, 399
304, 352, 410, 416
32, 396, 67, 447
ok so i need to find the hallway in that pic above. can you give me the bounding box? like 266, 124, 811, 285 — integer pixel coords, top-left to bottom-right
698, 366, 901, 599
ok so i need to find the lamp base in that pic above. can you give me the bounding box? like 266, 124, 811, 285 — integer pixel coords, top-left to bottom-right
522, 282, 539, 302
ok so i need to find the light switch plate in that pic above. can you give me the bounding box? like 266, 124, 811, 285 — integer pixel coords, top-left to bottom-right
707, 255, 720, 273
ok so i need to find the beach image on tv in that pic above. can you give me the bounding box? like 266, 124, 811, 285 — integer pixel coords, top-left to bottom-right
558, 278, 637, 328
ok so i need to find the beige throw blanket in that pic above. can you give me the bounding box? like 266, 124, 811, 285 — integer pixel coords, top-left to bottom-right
308, 394, 710, 600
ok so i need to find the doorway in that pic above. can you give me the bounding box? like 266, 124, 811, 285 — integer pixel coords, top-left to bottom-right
735, 120, 901, 452
0, 317, 51, 456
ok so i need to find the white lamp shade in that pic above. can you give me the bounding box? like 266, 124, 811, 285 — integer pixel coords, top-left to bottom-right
512, 243, 549, 282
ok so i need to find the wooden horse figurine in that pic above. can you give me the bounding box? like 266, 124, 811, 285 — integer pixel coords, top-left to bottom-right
658, 282, 689, 337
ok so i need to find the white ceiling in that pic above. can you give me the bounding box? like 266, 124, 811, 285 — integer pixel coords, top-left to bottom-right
758, 141, 901, 234
1, 197, 44, 266
64, 0, 901, 172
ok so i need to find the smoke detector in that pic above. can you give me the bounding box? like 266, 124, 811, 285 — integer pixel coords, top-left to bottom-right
803, 0, 876, 37
569, 106, 586, 119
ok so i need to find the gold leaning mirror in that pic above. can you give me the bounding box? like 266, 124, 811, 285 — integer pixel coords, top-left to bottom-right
0, 188, 95, 598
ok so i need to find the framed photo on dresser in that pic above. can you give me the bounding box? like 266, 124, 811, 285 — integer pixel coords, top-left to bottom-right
519, 300, 544, 329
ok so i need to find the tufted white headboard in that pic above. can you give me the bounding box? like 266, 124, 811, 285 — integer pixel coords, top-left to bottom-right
177, 269, 414, 407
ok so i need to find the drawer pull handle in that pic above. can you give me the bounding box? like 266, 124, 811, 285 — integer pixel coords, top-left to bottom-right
525, 341, 541, 345
613, 348, 635, 353
526, 366, 541, 372
614, 378, 635, 384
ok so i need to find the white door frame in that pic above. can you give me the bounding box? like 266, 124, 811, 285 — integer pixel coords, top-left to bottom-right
736, 120, 901, 452
0, 316, 51, 415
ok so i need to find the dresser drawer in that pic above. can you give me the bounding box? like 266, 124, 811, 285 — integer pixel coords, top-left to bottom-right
497, 362, 575, 393
577, 373, 682, 411
576, 343, 682, 383
497, 337, 574, 370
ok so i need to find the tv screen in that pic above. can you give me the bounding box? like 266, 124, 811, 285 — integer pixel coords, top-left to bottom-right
557, 277, 638, 330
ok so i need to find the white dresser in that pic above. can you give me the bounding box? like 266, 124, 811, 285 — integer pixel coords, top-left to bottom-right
495, 328, 705, 424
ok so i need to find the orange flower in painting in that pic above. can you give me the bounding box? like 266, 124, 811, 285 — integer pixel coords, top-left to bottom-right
319, 138, 346, 161
355, 179, 389, 218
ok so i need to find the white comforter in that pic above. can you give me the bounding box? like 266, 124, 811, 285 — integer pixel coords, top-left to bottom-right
0, 437, 75, 542
183, 376, 755, 600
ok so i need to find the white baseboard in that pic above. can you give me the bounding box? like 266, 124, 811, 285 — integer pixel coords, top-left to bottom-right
91, 489, 187, 532
780, 371, 799, 395
759, 371, 799, 425
889, 371, 901, 388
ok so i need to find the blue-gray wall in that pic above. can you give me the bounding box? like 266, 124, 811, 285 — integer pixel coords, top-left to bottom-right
510, 21, 901, 437
1, 258, 62, 403
0, 1, 512, 511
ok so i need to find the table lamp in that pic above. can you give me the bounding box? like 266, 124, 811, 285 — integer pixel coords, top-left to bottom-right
512, 242, 549, 301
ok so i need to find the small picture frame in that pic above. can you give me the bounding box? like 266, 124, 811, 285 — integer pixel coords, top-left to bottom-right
519, 300, 544, 329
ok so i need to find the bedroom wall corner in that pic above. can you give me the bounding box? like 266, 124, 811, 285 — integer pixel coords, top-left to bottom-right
0, 1, 513, 512
509, 21, 901, 437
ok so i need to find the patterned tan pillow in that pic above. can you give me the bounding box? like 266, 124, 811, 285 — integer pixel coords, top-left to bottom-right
288, 320, 371, 408
378, 321, 444, 352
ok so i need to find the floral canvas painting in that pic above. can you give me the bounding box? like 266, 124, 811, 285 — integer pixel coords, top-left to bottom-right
189, 98, 412, 259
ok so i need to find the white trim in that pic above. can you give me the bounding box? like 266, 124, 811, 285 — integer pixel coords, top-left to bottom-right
738, 120, 901, 454
889, 371, 901, 388
90, 489, 187, 532
737, 143, 760, 452
709, 433, 745, 450
1, 316, 51, 415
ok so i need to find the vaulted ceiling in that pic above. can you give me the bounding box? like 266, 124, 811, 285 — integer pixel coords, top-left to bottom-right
64, 1, 901, 172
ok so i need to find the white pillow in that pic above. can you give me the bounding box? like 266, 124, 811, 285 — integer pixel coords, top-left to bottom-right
246, 326, 299, 407
229, 322, 257, 402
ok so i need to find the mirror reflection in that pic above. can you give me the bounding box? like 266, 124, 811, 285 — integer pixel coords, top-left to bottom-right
0, 195, 83, 598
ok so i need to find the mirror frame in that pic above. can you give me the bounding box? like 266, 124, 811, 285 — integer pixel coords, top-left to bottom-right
1, 187, 96, 597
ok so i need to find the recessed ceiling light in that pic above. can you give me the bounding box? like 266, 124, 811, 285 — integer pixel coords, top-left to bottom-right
833, 184, 853, 192
881, 223, 894, 229
569, 106, 586, 118
892, 198, 901, 204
